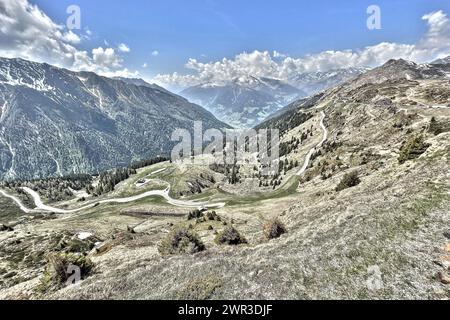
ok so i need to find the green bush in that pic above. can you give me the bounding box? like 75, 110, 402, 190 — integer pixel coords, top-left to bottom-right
215, 226, 247, 245
158, 227, 205, 256
263, 218, 287, 240
398, 135, 430, 164
336, 171, 361, 192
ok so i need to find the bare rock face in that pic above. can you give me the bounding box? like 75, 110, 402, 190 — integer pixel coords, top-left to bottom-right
0, 57, 230, 181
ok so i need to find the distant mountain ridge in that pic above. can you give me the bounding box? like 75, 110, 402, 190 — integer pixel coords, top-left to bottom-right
431, 55, 450, 65
0, 57, 230, 180
180, 76, 306, 128
113, 77, 172, 93
288, 67, 368, 95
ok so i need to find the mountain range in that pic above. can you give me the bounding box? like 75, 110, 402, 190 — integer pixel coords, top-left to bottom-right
0, 57, 229, 181
1, 56, 448, 181
180, 75, 305, 128
180, 68, 367, 128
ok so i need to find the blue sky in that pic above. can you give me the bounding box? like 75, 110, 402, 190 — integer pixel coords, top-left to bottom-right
2, 0, 450, 89
31, 0, 449, 71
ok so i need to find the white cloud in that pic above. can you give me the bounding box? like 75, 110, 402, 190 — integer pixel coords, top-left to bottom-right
151, 50, 159, 57
154, 10, 450, 88
420, 10, 450, 51
0, 0, 138, 78
118, 43, 130, 53
61, 31, 81, 44
92, 47, 122, 68
142, 62, 148, 68
273, 51, 287, 59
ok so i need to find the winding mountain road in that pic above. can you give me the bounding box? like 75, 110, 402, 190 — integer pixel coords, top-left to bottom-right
296, 111, 328, 177
1, 111, 328, 214
0, 189, 34, 213
0, 185, 225, 215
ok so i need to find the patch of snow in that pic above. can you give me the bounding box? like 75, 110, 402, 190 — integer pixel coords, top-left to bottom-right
77, 232, 93, 240
47, 152, 62, 177
0, 99, 7, 122
0, 137, 16, 179
135, 179, 150, 188
431, 105, 449, 109
0, 68, 54, 92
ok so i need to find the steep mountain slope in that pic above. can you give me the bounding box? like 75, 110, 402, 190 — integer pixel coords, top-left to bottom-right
0, 57, 230, 180
180, 76, 305, 128
289, 67, 367, 95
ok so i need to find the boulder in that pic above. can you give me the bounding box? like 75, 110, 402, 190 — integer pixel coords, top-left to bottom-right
89, 241, 112, 256
437, 272, 450, 285
444, 229, 450, 239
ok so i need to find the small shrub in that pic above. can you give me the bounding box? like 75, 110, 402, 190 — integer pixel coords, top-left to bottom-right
39, 252, 94, 292
187, 209, 203, 220
336, 171, 361, 192
158, 227, 205, 256
205, 211, 221, 221
215, 226, 247, 245
0, 224, 14, 232
263, 218, 287, 240
398, 135, 430, 164
428, 117, 449, 136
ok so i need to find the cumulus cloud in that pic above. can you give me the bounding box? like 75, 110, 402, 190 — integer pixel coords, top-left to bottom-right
118, 43, 130, 53
154, 10, 450, 88
0, 0, 138, 77
92, 47, 122, 68
151, 50, 159, 57
420, 11, 450, 51
61, 30, 81, 44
